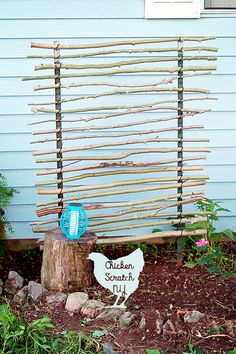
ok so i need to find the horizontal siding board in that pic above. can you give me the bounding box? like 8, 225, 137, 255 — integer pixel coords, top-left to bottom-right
2, 75, 236, 96
0, 130, 235, 151
1, 37, 236, 58
1, 18, 236, 38
0, 4, 235, 237
0, 93, 234, 114
3, 165, 236, 187
1, 0, 144, 20
1, 111, 236, 133
0, 56, 234, 77
1, 146, 236, 169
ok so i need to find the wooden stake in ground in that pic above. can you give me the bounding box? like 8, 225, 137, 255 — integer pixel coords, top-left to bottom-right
41, 228, 97, 291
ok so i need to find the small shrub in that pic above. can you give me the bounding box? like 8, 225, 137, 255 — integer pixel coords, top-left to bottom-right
0, 173, 18, 234
183, 198, 235, 275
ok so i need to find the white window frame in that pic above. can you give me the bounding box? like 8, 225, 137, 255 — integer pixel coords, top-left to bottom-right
203, 0, 236, 14
145, 0, 236, 19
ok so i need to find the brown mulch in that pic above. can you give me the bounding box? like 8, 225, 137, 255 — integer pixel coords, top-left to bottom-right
0, 242, 236, 354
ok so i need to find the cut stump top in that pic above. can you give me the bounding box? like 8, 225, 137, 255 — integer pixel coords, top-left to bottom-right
45, 227, 97, 244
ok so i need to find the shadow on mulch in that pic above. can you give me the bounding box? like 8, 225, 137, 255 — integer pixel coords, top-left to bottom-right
0, 241, 235, 353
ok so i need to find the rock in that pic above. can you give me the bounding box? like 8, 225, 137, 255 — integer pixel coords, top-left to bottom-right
118, 311, 135, 328
96, 308, 125, 322
28, 281, 47, 303
4, 271, 24, 294
65, 292, 88, 313
163, 319, 175, 334
46, 293, 67, 305
184, 310, 205, 324
155, 310, 164, 335
81, 299, 105, 318
139, 314, 146, 330
13, 286, 28, 304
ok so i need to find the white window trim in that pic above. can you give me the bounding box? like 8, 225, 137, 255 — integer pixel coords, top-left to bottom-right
202, 9, 236, 14
202, 0, 236, 14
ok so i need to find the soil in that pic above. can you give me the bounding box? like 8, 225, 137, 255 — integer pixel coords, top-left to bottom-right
0, 242, 236, 354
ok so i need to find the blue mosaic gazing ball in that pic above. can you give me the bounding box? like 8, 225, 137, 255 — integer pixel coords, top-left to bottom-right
60, 203, 88, 239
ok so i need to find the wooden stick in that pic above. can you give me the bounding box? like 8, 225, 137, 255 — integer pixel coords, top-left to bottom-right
31, 125, 204, 144
89, 209, 206, 228
33, 138, 209, 157
32, 197, 203, 225
36, 165, 204, 186
90, 216, 208, 233
30, 87, 210, 106
31, 97, 215, 115
35, 148, 210, 164
33, 72, 211, 91
89, 197, 204, 220
36, 190, 204, 217
30, 37, 216, 50
95, 229, 207, 244
37, 175, 208, 195
31, 107, 207, 129
31, 206, 208, 227
29, 46, 217, 59
36, 156, 206, 176
23, 65, 217, 81
34, 56, 216, 71
36, 180, 206, 207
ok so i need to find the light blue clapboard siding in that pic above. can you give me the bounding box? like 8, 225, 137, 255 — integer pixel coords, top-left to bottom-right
0, 0, 235, 238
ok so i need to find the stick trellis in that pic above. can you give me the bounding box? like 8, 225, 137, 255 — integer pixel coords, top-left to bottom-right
23, 36, 217, 255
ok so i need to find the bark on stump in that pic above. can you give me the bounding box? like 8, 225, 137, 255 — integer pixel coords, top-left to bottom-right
41, 228, 97, 292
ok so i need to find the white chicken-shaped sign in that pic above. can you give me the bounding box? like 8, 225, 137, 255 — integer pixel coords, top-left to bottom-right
88, 248, 144, 308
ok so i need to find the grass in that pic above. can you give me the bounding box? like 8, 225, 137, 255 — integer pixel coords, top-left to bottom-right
0, 301, 103, 354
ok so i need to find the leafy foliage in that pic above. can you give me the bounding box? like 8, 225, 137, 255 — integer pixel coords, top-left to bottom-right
183, 198, 235, 275
0, 302, 103, 354
0, 173, 18, 234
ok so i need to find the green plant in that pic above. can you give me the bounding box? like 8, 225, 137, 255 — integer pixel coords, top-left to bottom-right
183, 343, 204, 354
0, 173, 18, 234
0, 302, 103, 354
184, 198, 234, 275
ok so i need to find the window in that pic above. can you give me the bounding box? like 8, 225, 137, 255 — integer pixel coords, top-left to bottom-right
205, 0, 236, 8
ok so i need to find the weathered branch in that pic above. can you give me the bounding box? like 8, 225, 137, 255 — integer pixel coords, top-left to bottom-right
29, 46, 217, 60
95, 229, 207, 244
36, 180, 206, 207
35, 148, 210, 164
36, 190, 204, 216
31, 96, 215, 115
33, 72, 211, 91
30, 37, 216, 50
23, 65, 217, 81
31, 125, 204, 144
90, 216, 208, 233
29, 87, 210, 106
34, 56, 216, 71
37, 175, 208, 195
89, 197, 204, 220
33, 137, 209, 157
36, 155, 206, 176
31, 107, 207, 129
36, 165, 203, 186
89, 208, 206, 227
31, 202, 208, 227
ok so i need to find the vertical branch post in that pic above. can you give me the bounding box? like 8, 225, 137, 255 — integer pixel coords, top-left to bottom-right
177, 38, 184, 264
54, 41, 63, 221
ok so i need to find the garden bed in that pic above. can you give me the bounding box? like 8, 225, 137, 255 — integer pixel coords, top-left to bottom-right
0, 242, 235, 353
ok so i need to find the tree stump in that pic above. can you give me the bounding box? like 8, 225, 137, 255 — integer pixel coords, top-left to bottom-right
41, 228, 97, 292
